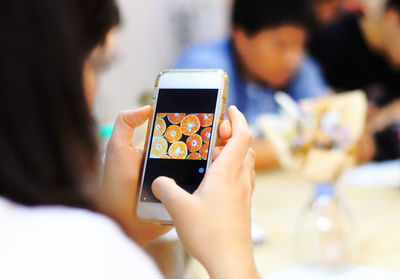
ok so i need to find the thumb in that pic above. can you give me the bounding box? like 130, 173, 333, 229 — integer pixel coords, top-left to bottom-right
108, 106, 151, 150
152, 176, 193, 219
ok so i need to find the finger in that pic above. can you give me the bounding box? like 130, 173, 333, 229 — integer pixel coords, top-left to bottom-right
251, 169, 256, 192
219, 120, 232, 141
215, 106, 253, 167
136, 146, 144, 156
212, 146, 223, 161
242, 148, 256, 192
108, 106, 151, 150
243, 148, 256, 171
216, 120, 231, 147
152, 176, 193, 219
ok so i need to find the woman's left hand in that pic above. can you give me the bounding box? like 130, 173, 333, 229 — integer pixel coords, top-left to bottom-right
101, 106, 171, 247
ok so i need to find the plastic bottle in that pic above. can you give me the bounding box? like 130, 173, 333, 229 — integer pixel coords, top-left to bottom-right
99, 124, 114, 182
294, 184, 352, 270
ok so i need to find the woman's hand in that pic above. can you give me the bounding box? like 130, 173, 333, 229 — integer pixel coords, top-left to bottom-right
152, 106, 261, 279
101, 106, 171, 247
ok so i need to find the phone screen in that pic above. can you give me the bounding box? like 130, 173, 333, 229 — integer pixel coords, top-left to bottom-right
140, 88, 218, 203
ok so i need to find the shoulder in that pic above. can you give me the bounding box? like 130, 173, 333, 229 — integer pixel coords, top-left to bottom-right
299, 56, 324, 73
174, 39, 233, 69
291, 55, 328, 99
0, 200, 163, 279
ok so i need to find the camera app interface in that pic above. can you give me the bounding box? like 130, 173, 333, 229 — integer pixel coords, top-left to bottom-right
141, 89, 218, 202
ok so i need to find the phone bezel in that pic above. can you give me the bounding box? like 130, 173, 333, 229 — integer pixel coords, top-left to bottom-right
136, 69, 228, 225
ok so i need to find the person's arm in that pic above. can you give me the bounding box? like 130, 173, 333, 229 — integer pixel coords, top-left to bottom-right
152, 106, 261, 279
368, 99, 400, 132
252, 139, 280, 170
355, 128, 376, 163
353, 99, 400, 163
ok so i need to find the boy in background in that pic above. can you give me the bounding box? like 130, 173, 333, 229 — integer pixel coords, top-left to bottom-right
175, 0, 327, 170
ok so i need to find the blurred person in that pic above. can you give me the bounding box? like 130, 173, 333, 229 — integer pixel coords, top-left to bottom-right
0, 0, 261, 278
175, 0, 328, 170
313, 0, 343, 25
310, 0, 400, 161
311, 0, 381, 27
341, 0, 364, 13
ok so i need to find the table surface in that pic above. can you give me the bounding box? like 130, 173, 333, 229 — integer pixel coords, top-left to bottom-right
183, 170, 400, 278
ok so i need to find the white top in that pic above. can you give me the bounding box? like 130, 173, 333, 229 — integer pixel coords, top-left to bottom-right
0, 197, 163, 279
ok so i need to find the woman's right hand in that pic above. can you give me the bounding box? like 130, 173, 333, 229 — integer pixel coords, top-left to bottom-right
152, 106, 261, 279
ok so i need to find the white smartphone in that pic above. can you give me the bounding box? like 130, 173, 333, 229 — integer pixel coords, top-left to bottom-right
137, 69, 229, 224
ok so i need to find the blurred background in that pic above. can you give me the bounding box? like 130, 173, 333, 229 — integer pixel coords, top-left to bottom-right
93, 0, 232, 124
93, 0, 400, 278
93, 0, 391, 124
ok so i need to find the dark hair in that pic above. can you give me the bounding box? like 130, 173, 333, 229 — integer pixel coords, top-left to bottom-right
387, 0, 400, 11
0, 0, 119, 208
232, 0, 316, 36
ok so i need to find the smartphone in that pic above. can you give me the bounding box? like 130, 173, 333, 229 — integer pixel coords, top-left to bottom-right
137, 69, 228, 224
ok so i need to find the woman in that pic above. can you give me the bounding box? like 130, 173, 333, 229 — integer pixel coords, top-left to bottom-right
0, 0, 260, 278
